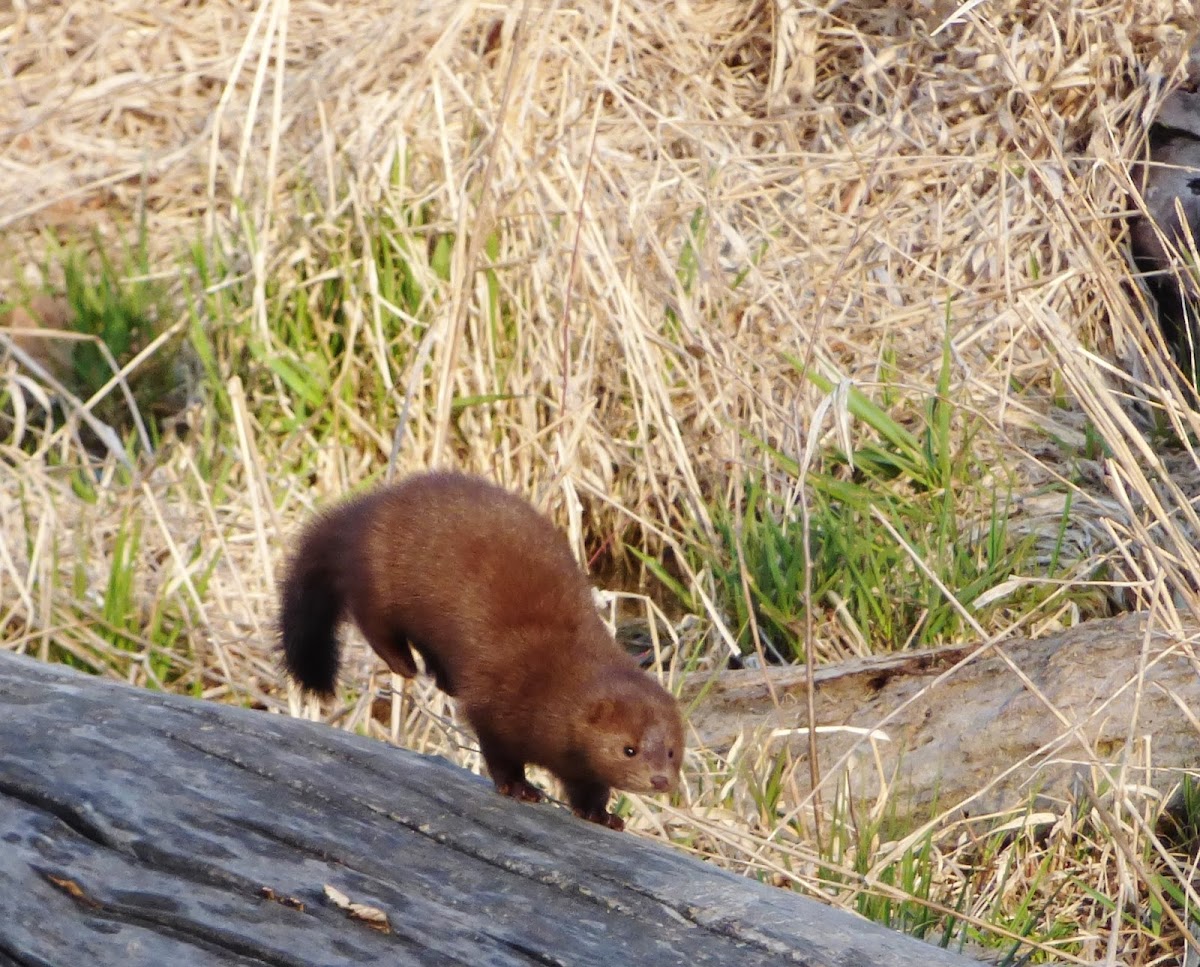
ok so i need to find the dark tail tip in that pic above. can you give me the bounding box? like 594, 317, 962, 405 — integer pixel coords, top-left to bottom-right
279, 515, 345, 696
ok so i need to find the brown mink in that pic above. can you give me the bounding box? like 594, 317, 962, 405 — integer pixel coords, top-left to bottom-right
279, 471, 683, 829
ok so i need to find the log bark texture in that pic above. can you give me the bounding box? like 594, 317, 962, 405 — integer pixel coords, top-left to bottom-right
0, 650, 981, 967
684, 612, 1200, 824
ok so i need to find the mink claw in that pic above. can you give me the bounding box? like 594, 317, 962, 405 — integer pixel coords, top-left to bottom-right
496, 779, 545, 804
575, 807, 625, 831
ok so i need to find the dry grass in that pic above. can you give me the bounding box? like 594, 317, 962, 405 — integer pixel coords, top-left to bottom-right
3, 0, 1200, 961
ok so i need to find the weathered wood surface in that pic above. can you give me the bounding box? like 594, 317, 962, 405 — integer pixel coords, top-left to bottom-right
0, 650, 982, 967
684, 612, 1200, 824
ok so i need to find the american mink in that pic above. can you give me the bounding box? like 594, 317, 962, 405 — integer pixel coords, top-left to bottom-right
279, 471, 683, 830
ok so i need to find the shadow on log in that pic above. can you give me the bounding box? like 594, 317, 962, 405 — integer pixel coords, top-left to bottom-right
0, 650, 983, 966
685, 612, 1200, 826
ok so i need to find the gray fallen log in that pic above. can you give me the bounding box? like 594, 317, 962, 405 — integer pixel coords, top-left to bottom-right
0, 650, 982, 967
685, 612, 1200, 825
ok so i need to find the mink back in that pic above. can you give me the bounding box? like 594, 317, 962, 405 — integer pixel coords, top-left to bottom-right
353, 474, 616, 694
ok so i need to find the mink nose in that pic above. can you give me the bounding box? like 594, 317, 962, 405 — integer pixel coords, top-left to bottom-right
651, 775, 672, 792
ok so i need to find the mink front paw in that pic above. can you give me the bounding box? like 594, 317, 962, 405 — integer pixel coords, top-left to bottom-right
574, 807, 625, 831
496, 778, 545, 803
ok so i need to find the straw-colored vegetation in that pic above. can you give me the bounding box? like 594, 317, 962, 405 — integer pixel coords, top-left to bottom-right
2, 0, 1199, 962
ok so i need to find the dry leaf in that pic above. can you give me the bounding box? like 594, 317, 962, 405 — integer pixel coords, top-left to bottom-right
45, 874, 99, 909
323, 884, 391, 933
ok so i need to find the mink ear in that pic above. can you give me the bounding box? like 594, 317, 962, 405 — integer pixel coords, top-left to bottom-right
585, 697, 618, 728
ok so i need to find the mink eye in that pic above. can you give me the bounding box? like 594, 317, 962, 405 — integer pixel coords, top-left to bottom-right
623, 745, 637, 757
668, 749, 675, 760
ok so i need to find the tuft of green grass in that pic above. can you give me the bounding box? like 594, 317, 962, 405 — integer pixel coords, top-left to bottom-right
220, 183, 528, 478
691, 322, 1097, 663
98, 512, 144, 652
52, 227, 193, 449
1157, 773, 1200, 855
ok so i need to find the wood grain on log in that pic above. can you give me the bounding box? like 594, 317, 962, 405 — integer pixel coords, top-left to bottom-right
684, 612, 1200, 824
0, 650, 982, 966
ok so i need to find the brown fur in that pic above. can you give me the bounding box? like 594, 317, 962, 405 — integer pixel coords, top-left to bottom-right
279, 471, 684, 829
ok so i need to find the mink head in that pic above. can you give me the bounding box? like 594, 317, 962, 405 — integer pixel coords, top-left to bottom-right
575, 669, 684, 795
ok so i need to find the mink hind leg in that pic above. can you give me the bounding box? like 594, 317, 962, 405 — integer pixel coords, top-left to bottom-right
353, 612, 421, 680
564, 780, 622, 830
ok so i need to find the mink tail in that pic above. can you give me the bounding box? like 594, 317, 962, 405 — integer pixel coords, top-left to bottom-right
279, 513, 346, 696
